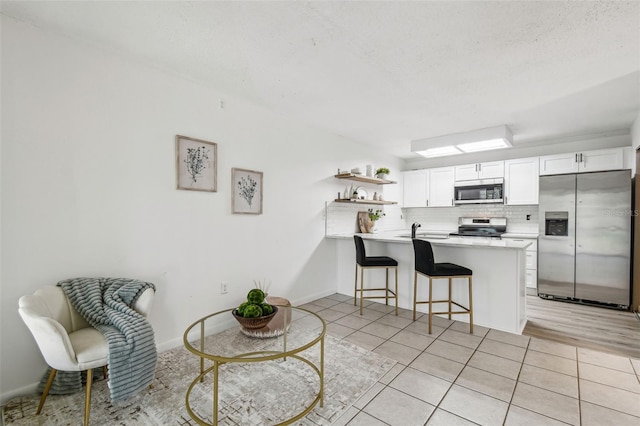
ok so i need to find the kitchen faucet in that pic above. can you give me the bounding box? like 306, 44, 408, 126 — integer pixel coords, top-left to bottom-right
411, 222, 421, 239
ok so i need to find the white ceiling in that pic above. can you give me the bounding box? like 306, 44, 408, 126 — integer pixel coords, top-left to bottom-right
2, 1, 639, 159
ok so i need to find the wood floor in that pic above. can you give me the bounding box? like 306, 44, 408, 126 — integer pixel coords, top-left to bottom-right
523, 295, 640, 359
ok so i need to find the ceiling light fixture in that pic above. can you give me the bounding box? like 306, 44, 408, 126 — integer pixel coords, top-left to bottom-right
411, 125, 513, 158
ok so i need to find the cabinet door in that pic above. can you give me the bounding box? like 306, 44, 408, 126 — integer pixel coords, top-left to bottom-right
579, 148, 624, 173
454, 163, 479, 181
504, 157, 539, 205
428, 167, 455, 207
478, 161, 504, 179
402, 170, 428, 207
539, 152, 580, 175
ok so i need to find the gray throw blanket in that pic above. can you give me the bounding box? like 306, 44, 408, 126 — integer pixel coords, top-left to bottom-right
55, 277, 157, 402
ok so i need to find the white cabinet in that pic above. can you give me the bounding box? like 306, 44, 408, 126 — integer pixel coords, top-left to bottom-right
503, 237, 538, 292
428, 167, 455, 207
402, 170, 428, 207
504, 157, 539, 205
402, 167, 455, 207
455, 161, 504, 181
539, 148, 625, 176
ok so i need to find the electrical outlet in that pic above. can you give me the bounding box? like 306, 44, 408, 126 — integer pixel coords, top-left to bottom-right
220, 282, 228, 294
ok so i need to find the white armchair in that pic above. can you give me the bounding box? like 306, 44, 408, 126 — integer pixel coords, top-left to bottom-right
18, 285, 154, 425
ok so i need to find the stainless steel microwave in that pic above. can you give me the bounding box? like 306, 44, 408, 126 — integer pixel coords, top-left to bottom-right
454, 178, 504, 204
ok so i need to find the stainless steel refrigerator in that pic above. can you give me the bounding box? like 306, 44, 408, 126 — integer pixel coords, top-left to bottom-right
538, 170, 631, 308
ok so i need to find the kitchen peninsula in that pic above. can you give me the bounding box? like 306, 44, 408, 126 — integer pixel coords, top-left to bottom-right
327, 232, 531, 334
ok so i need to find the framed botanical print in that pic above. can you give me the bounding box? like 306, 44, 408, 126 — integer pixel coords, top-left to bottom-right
176, 135, 217, 192
232, 168, 263, 214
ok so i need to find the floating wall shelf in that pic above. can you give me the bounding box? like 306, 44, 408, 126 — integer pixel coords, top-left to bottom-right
334, 199, 397, 205
334, 173, 397, 185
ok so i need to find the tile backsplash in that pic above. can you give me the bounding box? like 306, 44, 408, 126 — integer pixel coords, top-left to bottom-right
403, 204, 539, 233
325, 202, 405, 235
326, 202, 539, 235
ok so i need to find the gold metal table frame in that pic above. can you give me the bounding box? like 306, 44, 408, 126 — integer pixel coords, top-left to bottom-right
183, 306, 326, 425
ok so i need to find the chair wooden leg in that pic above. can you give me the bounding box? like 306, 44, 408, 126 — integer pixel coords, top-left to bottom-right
468, 276, 474, 334
102, 365, 108, 380
84, 368, 93, 426
37, 368, 57, 414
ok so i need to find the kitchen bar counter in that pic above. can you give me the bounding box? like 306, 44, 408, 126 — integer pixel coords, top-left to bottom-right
328, 231, 528, 334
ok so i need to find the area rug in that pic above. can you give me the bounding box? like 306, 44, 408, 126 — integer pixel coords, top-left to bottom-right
3, 329, 396, 425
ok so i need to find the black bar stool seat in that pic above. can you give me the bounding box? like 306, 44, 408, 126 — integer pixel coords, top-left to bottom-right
353, 235, 398, 316
412, 239, 473, 334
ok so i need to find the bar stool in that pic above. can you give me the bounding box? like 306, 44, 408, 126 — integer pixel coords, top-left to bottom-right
353, 235, 398, 316
412, 239, 473, 334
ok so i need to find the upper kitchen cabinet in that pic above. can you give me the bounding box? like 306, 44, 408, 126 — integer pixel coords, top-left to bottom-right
402, 167, 454, 207
504, 157, 539, 205
539, 147, 624, 176
402, 169, 429, 207
455, 161, 504, 181
428, 166, 455, 207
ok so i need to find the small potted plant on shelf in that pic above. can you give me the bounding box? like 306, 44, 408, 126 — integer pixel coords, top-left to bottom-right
375, 167, 390, 179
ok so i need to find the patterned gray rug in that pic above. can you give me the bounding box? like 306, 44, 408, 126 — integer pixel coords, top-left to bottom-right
3, 331, 395, 425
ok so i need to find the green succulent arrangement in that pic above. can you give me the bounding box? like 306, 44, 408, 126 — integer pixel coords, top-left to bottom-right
235, 288, 274, 318
375, 167, 390, 175
368, 208, 385, 222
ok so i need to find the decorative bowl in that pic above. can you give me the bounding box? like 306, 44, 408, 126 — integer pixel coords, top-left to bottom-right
232, 306, 278, 329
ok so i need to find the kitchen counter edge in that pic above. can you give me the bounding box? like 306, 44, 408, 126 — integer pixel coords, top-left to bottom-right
325, 232, 532, 249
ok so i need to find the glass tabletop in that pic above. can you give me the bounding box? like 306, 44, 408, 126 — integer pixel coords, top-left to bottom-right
183, 305, 325, 361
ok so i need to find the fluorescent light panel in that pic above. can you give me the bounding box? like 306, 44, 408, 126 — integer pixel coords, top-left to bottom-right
457, 138, 511, 153
416, 146, 462, 158
411, 125, 513, 158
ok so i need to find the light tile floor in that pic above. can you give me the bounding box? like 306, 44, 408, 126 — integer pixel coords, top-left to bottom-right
301, 294, 640, 426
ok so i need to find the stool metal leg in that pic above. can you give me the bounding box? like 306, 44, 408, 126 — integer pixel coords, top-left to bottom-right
448, 277, 452, 320
413, 271, 418, 321
353, 264, 358, 306
394, 267, 398, 316
385, 268, 389, 306
428, 276, 433, 334
468, 276, 474, 334
360, 267, 365, 315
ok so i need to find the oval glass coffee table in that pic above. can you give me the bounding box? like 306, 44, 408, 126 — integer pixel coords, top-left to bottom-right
183, 305, 326, 425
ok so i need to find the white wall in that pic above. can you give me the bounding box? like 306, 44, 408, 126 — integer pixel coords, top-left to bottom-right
632, 111, 640, 154
0, 16, 401, 402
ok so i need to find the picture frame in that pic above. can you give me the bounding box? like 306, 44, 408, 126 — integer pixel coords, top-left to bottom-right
176, 135, 217, 192
232, 168, 263, 214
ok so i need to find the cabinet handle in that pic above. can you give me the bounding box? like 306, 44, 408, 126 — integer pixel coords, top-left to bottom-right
575, 153, 579, 163
478, 163, 481, 172
505, 196, 508, 204
426, 200, 429, 207
580, 153, 584, 163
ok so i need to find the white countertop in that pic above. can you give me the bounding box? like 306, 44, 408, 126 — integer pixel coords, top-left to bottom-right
501, 232, 538, 239
326, 231, 532, 249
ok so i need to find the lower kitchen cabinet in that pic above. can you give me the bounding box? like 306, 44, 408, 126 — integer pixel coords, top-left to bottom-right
503, 236, 538, 294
